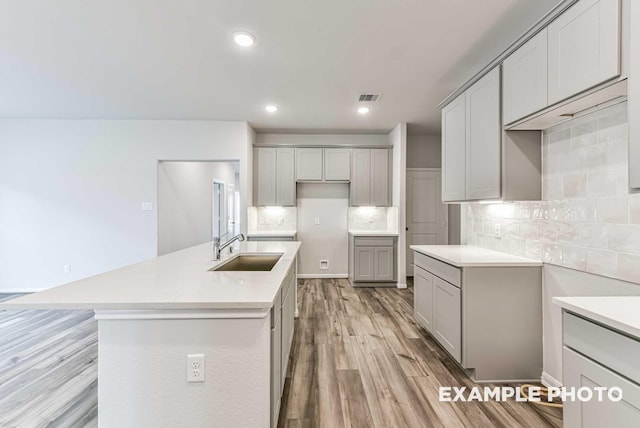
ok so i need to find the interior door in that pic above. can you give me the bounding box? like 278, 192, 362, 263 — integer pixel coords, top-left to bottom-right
406, 169, 448, 276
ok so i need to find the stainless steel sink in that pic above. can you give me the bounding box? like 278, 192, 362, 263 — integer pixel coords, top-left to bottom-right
211, 254, 282, 272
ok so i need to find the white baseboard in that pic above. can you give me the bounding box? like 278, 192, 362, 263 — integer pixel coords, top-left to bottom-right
1, 289, 44, 294
541, 371, 562, 388
397, 283, 407, 289
297, 274, 349, 279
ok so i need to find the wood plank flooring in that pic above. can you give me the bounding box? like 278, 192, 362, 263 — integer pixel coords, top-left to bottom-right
0, 294, 98, 428
1, 280, 563, 428
278, 279, 563, 428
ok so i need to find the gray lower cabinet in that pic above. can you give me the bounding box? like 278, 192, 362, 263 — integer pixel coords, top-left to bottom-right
562, 312, 640, 428
412, 251, 542, 382
255, 147, 296, 206
350, 148, 390, 206
350, 236, 397, 285
271, 264, 296, 427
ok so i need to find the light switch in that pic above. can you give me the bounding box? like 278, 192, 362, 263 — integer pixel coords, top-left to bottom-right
141, 202, 153, 211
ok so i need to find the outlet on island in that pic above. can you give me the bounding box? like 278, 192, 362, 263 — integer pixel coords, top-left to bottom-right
319, 260, 329, 270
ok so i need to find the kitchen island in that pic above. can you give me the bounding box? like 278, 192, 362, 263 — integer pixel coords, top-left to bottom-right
1, 241, 300, 428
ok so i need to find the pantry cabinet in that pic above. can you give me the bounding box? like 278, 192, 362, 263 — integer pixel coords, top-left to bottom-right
548, 0, 621, 104
502, 29, 548, 125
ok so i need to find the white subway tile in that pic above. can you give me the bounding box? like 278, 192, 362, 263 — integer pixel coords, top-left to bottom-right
606, 224, 640, 254
562, 246, 587, 270
586, 249, 618, 278
542, 243, 563, 265
579, 223, 607, 248
557, 222, 580, 245
563, 173, 587, 199
586, 170, 618, 197
617, 253, 640, 284
596, 196, 629, 223
630, 195, 640, 224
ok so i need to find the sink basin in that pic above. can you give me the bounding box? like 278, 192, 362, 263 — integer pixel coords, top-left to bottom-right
211, 254, 282, 272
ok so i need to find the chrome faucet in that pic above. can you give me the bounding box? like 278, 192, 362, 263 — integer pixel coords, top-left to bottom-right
213, 233, 245, 260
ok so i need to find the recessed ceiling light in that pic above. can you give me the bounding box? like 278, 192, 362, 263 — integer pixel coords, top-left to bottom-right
358, 106, 370, 114
265, 105, 278, 113
233, 31, 255, 47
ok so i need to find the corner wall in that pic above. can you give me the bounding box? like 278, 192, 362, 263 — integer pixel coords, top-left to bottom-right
390, 124, 407, 287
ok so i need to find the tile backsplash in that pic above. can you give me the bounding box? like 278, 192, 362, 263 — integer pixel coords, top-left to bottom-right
348, 206, 398, 232
247, 206, 297, 233
466, 100, 640, 284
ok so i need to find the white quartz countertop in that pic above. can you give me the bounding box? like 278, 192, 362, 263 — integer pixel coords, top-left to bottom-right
553, 296, 640, 339
410, 245, 542, 267
247, 231, 297, 237
349, 230, 399, 236
0, 241, 300, 311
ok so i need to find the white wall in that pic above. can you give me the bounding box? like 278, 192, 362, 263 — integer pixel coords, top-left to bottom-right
296, 183, 349, 277
0, 119, 251, 292
158, 161, 238, 256
255, 133, 389, 146
407, 134, 441, 168
389, 123, 407, 287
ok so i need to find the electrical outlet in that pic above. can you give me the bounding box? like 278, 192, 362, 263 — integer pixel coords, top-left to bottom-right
187, 354, 205, 382
63, 264, 71, 274
278, 217, 284, 225
314, 217, 320, 225
319, 260, 329, 270
494, 223, 502, 236
259, 216, 265, 225
141, 202, 153, 211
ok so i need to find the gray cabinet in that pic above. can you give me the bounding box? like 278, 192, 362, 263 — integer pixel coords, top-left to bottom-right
350, 236, 397, 285
270, 299, 282, 428
441, 66, 541, 202
433, 276, 461, 363
295, 148, 323, 181
350, 148, 390, 206
413, 266, 434, 333
323, 148, 351, 181
502, 29, 548, 125
562, 312, 640, 428
548, 0, 621, 105
465, 67, 501, 200
412, 250, 542, 382
255, 147, 295, 206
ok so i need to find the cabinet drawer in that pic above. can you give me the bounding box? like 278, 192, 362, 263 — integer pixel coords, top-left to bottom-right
413, 252, 461, 288
564, 312, 640, 383
354, 237, 394, 247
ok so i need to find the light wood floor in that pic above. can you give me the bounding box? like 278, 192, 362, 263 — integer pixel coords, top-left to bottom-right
0, 294, 98, 428
1, 280, 562, 427
277, 279, 563, 428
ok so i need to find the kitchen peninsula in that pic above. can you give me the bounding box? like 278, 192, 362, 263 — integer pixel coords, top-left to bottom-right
1, 241, 300, 428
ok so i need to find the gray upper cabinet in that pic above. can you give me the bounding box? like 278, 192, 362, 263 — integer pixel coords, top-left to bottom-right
465, 67, 501, 200
255, 147, 296, 206
502, 29, 548, 125
350, 148, 390, 206
548, 0, 621, 104
442, 67, 502, 202
295, 148, 323, 181
442, 93, 467, 202
323, 148, 351, 181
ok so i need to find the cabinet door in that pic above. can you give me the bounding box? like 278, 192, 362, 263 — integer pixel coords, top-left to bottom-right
324, 148, 351, 181
373, 246, 394, 281
354, 246, 374, 281
270, 311, 282, 428
370, 149, 390, 206
276, 148, 296, 206
413, 267, 434, 333
433, 277, 461, 363
441, 94, 466, 202
281, 284, 295, 390
563, 347, 640, 428
256, 147, 277, 206
503, 29, 548, 124
465, 66, 501, 200
295, 148, 323, 181
351, 149, 371, 206
548, 0, 621, 104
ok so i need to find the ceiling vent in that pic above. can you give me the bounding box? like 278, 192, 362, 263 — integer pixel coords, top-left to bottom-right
358, 94, 382, 102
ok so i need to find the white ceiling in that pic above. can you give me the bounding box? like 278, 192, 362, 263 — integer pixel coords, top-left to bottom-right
0, 0, 561, 134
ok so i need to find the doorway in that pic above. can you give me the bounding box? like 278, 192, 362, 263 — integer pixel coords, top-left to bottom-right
157, 161, 240, 255
406, 168, 448, 276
